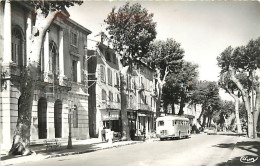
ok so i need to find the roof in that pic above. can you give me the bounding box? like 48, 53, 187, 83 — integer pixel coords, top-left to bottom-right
66, 18, 92, 34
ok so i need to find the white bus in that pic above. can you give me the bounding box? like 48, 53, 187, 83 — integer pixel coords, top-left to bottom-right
156, 116, 191, 141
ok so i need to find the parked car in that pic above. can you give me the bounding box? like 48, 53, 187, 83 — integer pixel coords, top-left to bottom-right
207, 127, 217, 135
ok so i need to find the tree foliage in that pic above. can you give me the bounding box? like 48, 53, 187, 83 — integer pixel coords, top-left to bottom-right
192, 81, 221, 127
162, 61, 198, 115
105, 2, 157, 66
146, 38, 185, 80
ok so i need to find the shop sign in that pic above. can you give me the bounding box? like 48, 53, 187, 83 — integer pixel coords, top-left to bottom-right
102, 111, 119, 121
127, 112, 137, 120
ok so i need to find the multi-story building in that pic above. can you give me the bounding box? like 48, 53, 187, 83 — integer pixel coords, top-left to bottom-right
127, 62, 156, 139
0, 1, 91, 151
88, 43, 157, 140
88, 43, 121, 138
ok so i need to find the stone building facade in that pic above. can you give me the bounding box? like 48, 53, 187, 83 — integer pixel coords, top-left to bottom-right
0, 1, 91, 151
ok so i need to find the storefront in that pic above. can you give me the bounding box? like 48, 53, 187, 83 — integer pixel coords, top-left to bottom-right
136, 111, 154, 137
101, 110, 121, 132
127, 111, 137, 140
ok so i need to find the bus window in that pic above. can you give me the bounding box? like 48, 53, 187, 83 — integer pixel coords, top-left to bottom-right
158, 121, 164, 127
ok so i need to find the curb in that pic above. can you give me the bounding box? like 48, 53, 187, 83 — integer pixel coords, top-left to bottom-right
46, 141, 140, 159
1, 141, 143, 166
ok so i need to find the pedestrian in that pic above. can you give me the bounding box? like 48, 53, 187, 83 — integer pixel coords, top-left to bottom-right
101, 127, 106, 142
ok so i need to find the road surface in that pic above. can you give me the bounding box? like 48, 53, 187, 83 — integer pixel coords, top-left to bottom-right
13, 133, 238, 166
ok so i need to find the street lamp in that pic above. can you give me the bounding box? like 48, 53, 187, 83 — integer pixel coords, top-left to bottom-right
67, 100, 76, 149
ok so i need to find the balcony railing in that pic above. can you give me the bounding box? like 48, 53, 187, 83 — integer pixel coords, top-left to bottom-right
138, 103, 152, 111
100, 100, 121, 110
126, 102, 137, 110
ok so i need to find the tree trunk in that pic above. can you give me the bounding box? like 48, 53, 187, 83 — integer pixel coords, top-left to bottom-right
155, 67, 169, 118
197, 107, 204, 126
226, 88, 242, 134
120, 67, 130, 140
207, 116, 211, 127
234, 96, 242, 133
178, 97, 185, 115
9, 9, 58, 155
171, 103, 175, 115
254, 69, 260, 135
229, 67, 255, 138
202, 115, 206, 128
243, 97, 254, 138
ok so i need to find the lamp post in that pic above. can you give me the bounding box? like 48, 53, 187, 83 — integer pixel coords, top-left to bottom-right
67, 100, 75, 149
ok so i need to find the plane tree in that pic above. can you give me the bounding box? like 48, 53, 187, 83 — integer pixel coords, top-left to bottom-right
146, 38, 185, 117
218, 72, 250, 133
161, 61, 198, 115
217, 37, 260, 138
105, 2, 157, 140
191, 81, 221, 128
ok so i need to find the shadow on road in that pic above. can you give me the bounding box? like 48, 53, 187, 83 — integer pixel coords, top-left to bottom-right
213, 141, 260, 166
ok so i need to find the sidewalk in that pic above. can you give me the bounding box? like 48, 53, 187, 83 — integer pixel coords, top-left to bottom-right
226, 135, 260, 166
0, 138, 143, 166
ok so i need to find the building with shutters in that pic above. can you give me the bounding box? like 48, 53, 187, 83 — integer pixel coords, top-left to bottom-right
88, 43, 121, 138
124, 62, 157, 140
0, 1, 91, 151
88, 42, 158, 140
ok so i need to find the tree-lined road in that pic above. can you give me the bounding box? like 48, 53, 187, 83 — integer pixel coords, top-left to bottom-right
13, 134, 239, 166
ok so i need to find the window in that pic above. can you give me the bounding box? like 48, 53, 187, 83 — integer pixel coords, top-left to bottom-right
40, 47, 44, 72
11, 27, 23, 66
158, 121, 164, 127
117, 94, 120, 103
172, 120, 175, 126
73, 105, 78, 128
102, 89, 107, 101
113, 54, 117, 64
128, 76, 132, 89
49, 42, 59, 74
105, 52, 111, 62
130, 95, 133, 105
107, 68, 112, 85
100, 65, 106, 83
115, 73, 119, 86
72, 60, 78, 82
71, 31, 78, 47
109, 91, 113, 102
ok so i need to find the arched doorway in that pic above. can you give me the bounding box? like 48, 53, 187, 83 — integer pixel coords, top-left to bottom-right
38, 98, 47, 139
54, 100, 62, 138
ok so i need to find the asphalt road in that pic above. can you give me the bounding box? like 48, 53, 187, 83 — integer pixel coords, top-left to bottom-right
13, 133, 239, 166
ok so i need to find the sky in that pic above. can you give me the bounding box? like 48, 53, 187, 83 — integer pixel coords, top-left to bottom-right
67, 1, 260, 100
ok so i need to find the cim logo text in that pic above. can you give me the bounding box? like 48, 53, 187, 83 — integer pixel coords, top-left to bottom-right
240, 155, 258, 164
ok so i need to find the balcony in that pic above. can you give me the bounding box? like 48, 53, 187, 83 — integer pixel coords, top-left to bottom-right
138, 103, 152, 111
126, 102, 137, 110
100, 100, 121, 110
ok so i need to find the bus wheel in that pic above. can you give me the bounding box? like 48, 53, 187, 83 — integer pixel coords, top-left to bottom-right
160, 138, 165, 141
